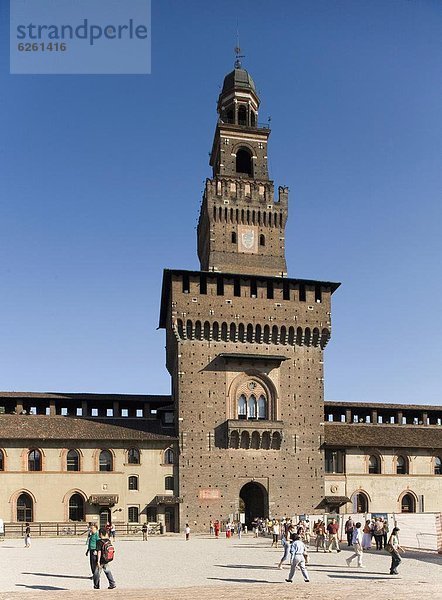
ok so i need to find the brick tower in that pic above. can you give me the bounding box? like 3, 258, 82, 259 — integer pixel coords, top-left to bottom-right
159, 60, 340, 531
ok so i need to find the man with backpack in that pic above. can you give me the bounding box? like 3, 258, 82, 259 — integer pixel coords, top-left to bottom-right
93, 527, 116, 590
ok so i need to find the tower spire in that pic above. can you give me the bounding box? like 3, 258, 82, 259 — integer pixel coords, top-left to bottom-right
234, 24, 244, 68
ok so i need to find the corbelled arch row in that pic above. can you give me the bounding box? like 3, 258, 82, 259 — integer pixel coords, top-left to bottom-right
173, 318, 330, 348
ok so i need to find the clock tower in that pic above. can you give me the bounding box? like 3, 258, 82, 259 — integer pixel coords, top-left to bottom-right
197, 60, 288, 277
159, 59, 339, 532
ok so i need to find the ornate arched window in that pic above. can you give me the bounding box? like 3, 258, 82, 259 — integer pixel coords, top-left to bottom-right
396, 455, 408, 475
128, 448, 140, 464
17, 492, 33, 522
99, 450, 113, 472
401, 493, 416, 513
434, 456, 442, 475
238, 395, 247, 419
28, 449, 42, 471
236, 381, 270, 421
368, 455, 381, 474
67, 449, 80, 472
257, 395, 267, 420
68, 493, 85, 521
247, 395, 257, 419
164, 448, 174, 464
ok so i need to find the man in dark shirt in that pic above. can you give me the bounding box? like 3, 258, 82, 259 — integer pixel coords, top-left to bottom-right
93, 528, 116, 590
327, 518, 341, 552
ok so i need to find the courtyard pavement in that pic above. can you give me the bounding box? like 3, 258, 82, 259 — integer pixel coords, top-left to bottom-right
0, 534, 441, 599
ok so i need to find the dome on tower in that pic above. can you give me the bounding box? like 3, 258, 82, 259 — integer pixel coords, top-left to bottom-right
221, 67, 256, 94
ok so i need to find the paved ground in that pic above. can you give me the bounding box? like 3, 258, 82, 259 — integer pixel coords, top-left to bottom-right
0, 535, 441, 599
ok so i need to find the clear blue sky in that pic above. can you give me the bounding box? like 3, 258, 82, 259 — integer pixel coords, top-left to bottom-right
1, 0, 441, 405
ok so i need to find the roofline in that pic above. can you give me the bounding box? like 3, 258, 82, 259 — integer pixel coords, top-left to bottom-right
0, 392, 171, 402
324, 400, 442, 412
159, 268, 341, 328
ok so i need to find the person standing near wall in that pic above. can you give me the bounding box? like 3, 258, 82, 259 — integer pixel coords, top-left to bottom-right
344, 517, 354, 547
24, 523, 31, 548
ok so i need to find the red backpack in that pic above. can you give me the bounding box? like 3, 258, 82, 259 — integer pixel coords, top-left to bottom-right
101, 539, 115, 563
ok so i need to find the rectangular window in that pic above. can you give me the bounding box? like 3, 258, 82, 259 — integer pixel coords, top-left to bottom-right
299, 284, 306, 302
182, 273, 190, 293
234, 277, 241, 297
128, 506, 139, 523
283, 282, 290, 301
315, 285, 322, 303
267, 281, 274, 299
216, 275, 224, 296
325, 449, 345, 473
250, 279, 257, 298
199, 273, 207, 295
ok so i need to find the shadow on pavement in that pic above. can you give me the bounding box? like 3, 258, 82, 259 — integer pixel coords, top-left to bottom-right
22, 572, 91, 580
16, 584, 68, 591
215, 564, 277, 570
207, 577, 279, 584
327, 575, 397, 580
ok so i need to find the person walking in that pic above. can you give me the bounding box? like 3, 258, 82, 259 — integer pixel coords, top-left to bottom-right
185, 523, 191, 541
142, 522, 148, 541
346, 522, 364, 568
278, 525, 295, 569
93, 527, 116, 590
327, 518, 341, 552
110, 523, 116, 541
285, 534, 310, 583
86, 523, 99, 576
236, 521, 242, 539
24, 523, 31, 548
209, 520, 214, 536
382, 519, 389, 550
387, 527, 405, 575
344, 517, 354, 547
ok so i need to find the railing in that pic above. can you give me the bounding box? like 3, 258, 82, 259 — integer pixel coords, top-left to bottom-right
0, 521, 162, 538
218, 118, 270, 130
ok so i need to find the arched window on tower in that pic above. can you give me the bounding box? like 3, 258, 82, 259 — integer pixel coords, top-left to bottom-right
247, 395, 257, 419
250, 111, 256, 127
238, 105, 247, 125
435, 456, 442, 475
236, 148, 253, 176
257, 395, 267, 420
259, 234, 265, 247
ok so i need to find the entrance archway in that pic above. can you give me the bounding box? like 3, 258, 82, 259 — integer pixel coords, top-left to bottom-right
239, 482, 268, 526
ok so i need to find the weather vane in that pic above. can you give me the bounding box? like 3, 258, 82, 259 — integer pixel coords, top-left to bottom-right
234, 24, 244, 68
